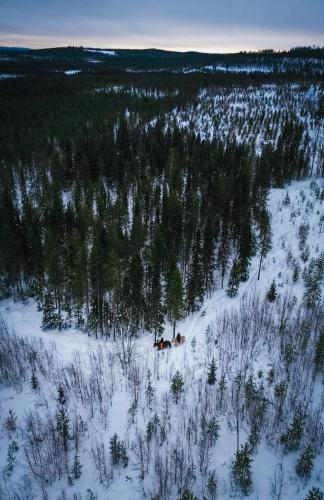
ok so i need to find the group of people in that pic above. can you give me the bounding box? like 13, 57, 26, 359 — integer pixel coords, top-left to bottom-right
157, 333, 182, 350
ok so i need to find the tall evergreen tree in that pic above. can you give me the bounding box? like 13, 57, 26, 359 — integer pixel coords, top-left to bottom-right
165, 264, 184, 338
42, 288, 62, 330
186, 230, 204, 313
296, 445, 314, 478
207, 357, 217, 385
231, 443, 253, 496
227, 259, 241, 298
257, 209, 272, 280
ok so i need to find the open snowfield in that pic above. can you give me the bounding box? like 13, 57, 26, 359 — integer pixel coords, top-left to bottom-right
0, 178, 323, 500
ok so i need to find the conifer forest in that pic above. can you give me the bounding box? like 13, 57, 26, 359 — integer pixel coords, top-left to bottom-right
0, 46, 323, 500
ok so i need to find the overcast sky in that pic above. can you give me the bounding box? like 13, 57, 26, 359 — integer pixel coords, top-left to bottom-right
0, 0, 323, 52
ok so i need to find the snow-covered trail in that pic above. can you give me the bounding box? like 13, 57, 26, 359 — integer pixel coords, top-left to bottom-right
1, 178, 322, 371
0, 178, 323, 500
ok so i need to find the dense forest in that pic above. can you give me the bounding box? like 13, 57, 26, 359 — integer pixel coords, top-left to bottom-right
0, 47, 323, 500
0, 67, 316, 339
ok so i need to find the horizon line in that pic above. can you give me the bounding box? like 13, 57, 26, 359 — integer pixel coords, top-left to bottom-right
0, 43, 323, 56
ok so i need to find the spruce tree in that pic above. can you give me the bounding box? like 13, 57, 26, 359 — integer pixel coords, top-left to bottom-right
4, 409, 17, 436
186, 230, 205, 313
30, 372, 39, 391
247, 423, 261, 454
110, 433, 128, 468
207, 471, 217, 499
227, 259, 241, 298
303, 256, 323, 309
257, 209, 272, 280
267, 280, 277, 302
280, 407, 304, 453
207, 357, 217, 385
231, 443, 253, 496
218, 221, 230, 289
170, 370, 185, 404
71, 453, 82, 479
296, 445, 314, 478
42, 288, 61, 330
57, 407, 70, 452
4, 441, 19, 477
202, 217, 215, 295
238, 213, 254, 282
314, 330, 324, 374
58, 386, 66, 406
304, 487, 324, 500
145, 370, 156, 407
207, 416, 220, 444
165, 264, 184, 338
181, 490, 197, 500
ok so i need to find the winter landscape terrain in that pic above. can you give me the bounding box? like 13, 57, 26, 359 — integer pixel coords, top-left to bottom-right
0, 46, 323, 500
0, 176, 323, 500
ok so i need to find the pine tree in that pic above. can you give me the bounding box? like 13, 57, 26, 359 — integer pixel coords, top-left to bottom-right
207, 416, 220, 445
4, 409, 17, 436
4, 441, 19, 476
257, 209, 272, 280
231, 443, 253, 496
293, 263, 300, 283
201, 217, 215, 295
226, 259, 241, 297
71, 453, 82, 479
57, 407, 70, 452
86, 489, 97, 500
303, 256, 323, 308
314, 330, 324, 374
58, 386, 66, 406
280, 407, 304, 453
238, 213, 254, 282
304, 487, 324, 500
181, 490, 197, 500
110, 433, 128, 467
145, 370, 155, 407
170, 370, 185, 404
30, 372, 39, 391
247, 423, 261, 454
186, 229, 205, 313
207, 357, 217, 385
165, 264, 184, 338
267, 280, 277, 302
42, 288, 62, 330
296, 445, 314, 478
218, 221, 230, 289
110, 433, 120, 466
283, 192, 290, 205
207, 471, 217, 499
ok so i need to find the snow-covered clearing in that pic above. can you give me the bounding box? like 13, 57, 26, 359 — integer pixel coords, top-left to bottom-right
64, 70, 82, 76
85, 49, 117, 57
0, 179, 323, 499
180, 57, 324, 76
168, 84, 323, 163
0, 74, 21, 80
94, 85, 179, 99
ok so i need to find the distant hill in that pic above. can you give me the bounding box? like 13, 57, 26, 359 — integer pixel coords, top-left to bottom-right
0, 45, 323, 75
0, 46, 31, 52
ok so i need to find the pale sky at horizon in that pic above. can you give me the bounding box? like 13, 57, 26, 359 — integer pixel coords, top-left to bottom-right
0, 0, 323, 52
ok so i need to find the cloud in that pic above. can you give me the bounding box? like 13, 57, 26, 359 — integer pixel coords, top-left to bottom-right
0, 0, 323, 51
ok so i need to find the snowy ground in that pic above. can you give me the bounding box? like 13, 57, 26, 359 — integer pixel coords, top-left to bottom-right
167, 84, 323, 167
0, 178, 323, 500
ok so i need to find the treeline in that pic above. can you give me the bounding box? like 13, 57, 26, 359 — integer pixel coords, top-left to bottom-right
1, 44, 323, 74
0, 114, 309, 337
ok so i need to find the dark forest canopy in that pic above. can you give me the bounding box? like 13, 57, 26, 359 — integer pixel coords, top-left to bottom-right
0, 65, 312, 338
